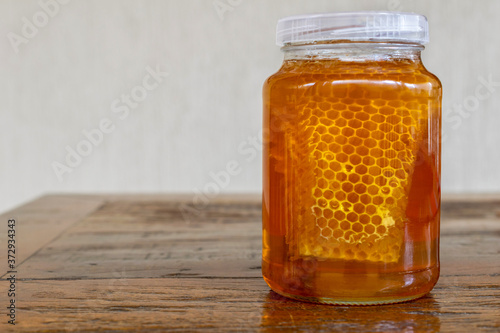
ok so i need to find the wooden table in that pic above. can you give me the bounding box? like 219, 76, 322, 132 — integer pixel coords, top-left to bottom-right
1, 194, 499, 332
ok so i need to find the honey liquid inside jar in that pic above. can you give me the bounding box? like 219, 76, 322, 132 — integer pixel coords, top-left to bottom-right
262, 43, 442, 305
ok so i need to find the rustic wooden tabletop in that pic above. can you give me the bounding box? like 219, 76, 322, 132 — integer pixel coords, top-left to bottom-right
0, 194, 499, 332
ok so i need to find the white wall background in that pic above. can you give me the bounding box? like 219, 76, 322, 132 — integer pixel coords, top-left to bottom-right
1, 0, 500, 213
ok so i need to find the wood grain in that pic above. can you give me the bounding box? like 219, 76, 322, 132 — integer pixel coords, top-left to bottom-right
0, 195, 104, 272
1, 194, 499, 332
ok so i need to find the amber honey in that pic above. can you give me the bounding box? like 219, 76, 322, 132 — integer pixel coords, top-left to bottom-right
262, 37, 442, 304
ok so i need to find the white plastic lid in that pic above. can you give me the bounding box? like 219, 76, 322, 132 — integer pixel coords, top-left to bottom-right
276, 11, 429, 46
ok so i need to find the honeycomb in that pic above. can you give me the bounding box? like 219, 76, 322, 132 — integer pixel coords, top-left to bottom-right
273, 60, 431, 263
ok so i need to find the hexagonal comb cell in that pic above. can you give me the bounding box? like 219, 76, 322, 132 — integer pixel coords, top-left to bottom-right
289, 82, 428, 263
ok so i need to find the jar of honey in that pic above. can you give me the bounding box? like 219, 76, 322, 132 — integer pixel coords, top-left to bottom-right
262, 12, 442, 305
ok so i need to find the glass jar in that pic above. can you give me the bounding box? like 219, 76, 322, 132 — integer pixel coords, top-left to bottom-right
262, 12, 442, 305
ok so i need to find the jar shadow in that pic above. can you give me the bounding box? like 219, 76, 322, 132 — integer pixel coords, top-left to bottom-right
259, 290, 441, 332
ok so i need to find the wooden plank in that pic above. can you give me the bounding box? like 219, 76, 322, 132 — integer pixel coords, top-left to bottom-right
13, 199, 500, 280
16, 200, 262, 280
0, 275, 498, 332
0, 194, 499, 332
0, 195, 105, 278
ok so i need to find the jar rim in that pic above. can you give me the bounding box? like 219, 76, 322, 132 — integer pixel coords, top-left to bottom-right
276, 11, 429, 47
